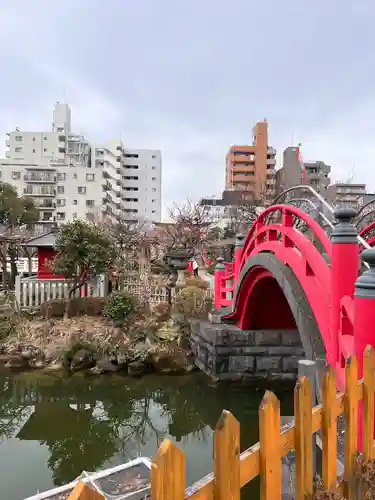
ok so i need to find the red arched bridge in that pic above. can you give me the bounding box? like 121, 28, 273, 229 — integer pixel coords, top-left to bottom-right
214, 196, 375, 392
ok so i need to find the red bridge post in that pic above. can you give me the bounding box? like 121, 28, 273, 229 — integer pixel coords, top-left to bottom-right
214, 257, 225, 309
354, 249, 375, 377
330, 208, 358, 368
234, 234, 244, 283
354, 248, 375, 448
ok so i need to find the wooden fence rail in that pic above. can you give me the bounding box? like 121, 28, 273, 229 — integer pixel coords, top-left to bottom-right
67, 347, 375, 500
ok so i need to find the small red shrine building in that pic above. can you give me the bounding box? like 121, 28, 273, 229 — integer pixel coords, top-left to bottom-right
23, 230, 64, 280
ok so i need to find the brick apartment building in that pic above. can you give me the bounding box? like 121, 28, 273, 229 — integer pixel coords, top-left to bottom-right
225, 121, 276, 204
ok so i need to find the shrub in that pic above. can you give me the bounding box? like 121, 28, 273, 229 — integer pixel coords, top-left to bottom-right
104, 292, 137, 323
174, 286, 206, 318
40, 297, 106, 318
0, 314, 19, 341
185, 276, 209, 290
153, 302, 171, 322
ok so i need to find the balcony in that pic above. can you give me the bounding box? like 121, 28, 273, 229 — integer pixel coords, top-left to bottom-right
24, 188, 56, 197
102, 181, 112, 191
232, 176, 256, 184
36, 201, 55, 209
267, 158, 276, 166
24, 174, 56, 183
230, 155, 255, 164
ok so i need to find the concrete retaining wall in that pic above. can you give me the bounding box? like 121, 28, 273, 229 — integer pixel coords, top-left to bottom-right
190, 320, 305, 382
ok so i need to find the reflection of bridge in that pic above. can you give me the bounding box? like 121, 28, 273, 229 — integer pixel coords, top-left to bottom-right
213, 186, 375, 435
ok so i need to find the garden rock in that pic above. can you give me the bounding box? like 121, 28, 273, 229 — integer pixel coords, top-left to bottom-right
128, 360, 147, 376
5, 355, 31, 370
150, 348, 193, 374
96, 358, 121, 373
70, 348, 95, 371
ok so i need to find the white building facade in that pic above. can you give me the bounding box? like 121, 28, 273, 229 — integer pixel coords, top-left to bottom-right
1, 103, 162, 231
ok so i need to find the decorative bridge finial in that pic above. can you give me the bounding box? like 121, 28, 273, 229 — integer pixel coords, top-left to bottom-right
235, 234, 244, 248
355, 248, 375, 298
331, 208, 358, 244
215, 256, 225, 270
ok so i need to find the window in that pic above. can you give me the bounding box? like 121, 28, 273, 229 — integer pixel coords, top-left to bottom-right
73, 173, 77, 179
12, 171, 20, 180
32, 137, 36, 142
56, 199, 66, 207
57, 186, 64, 194
124, 165, 139, 169
78, 186, 86, 194
124, 153, 139, 158
15, 147, 22, 153
72, 212, 77, 218
152, 166, 156, 170
43, 148, 47, 152
152, 199, 156, 203
152, 188, 156, 192
152, 210, 156, 214
152, 177, 156, 181
152, 155, 156, 159
56, 173, 66, 181
73, 200, 78, 205
86, 200, 95, 207
32, 149, 36, 153
44, 136, 47, 140
42, 212, 52, 221
86, 173, 95, 181
56, 212, 66, 220
124, 197, 138, 202
15, 136, 22, 142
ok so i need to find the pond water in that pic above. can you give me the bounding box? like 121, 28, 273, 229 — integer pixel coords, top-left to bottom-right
0, 371, 293, 499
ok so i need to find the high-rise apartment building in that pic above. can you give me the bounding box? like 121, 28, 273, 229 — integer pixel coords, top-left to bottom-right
225, 121, 276, 203
0, 103, 162, 232
275, 146, 331, 197
120, 148, 162, 222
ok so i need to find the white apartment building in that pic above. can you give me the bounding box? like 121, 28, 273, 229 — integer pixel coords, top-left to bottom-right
0, 159, 104, 234
120, 148, 162, 221
1, 103, 162, 231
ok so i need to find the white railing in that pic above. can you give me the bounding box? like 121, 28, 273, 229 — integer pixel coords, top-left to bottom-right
15, 276, 106, 310
15, 273, 213, 310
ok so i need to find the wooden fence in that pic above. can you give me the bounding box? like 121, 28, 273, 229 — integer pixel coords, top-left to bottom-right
66, 346, 375, 499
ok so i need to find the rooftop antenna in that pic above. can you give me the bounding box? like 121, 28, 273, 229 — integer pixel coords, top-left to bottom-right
346, 165, 355, 183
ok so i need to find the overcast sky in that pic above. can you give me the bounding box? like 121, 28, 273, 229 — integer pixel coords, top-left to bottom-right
0, 0, 374, 213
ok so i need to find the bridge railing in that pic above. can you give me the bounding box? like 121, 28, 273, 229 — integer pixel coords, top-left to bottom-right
67, 347, 375, 500
214, 203, 332, 312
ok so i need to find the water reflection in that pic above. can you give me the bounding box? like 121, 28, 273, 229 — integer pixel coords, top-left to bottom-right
0, 372, 293, 499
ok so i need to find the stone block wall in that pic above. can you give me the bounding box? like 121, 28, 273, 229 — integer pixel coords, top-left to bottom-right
190, 320, 305, 382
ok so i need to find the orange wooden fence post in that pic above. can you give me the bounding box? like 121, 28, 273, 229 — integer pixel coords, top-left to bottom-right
294, 376, 313, 500
344, 356, 358, 500
67, 481, 105, 500
214, 410, 240, 500
322, 366, 337, 490
259, 391, 281, 500
151, 439, 185, 500
362, 346, 375, 461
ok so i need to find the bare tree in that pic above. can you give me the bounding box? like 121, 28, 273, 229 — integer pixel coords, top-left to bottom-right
89, 214, 148, 282
163, 199, 214, 256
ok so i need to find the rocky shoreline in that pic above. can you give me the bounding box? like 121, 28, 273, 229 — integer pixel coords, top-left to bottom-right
0, 315, 196, 377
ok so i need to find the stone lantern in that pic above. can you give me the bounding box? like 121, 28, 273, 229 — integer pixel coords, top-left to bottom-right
167, 248, 190, 287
